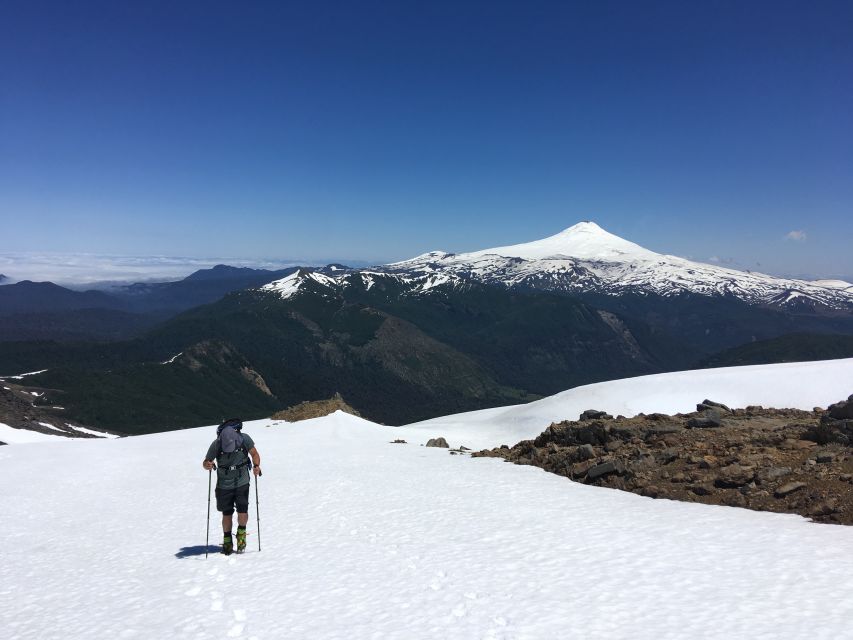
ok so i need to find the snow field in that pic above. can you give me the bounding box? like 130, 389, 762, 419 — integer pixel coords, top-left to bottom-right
3, 402, 853, 639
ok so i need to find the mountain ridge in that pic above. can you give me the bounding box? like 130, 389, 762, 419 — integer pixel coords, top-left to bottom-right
261, 222, 853, 313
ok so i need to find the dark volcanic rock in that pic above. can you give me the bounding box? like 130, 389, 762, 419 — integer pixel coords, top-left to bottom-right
536, 422, 610, 447
579, 409, 613, 421
587, 461, 626, 481
698, 399, 732, 413
576, 444, 596, 461
644, 413, 671, 421
687, 410, 723, 428
714, 465, 755, 488
828, 396, 853, 420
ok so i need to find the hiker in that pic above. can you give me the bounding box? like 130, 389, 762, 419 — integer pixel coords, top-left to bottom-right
202, 418, 261, 554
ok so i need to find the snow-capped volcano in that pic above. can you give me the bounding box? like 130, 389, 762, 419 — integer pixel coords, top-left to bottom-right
262, 222, 853, 311
416, 221, 659, 263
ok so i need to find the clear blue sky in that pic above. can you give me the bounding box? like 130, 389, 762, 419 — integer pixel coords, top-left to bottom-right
1, 1, 851, 278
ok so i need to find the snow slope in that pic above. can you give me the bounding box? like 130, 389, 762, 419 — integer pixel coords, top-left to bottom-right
0, 421, 70, 444
3, 360, 853, 639
0, 422, 116, 444
404, 357, 853, 450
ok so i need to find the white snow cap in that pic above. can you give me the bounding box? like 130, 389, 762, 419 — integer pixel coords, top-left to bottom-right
464, 221, 659, 262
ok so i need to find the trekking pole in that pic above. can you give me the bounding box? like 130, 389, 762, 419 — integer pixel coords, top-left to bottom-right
205, 463, 217, 559
205, 467, 213, 559
255, 469, 262, 552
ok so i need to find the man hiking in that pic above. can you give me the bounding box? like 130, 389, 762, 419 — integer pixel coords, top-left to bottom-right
202, 418, 261, 555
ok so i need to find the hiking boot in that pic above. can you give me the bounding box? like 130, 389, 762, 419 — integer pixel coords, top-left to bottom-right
222, 534, 233, 556
236, 527, 247, 553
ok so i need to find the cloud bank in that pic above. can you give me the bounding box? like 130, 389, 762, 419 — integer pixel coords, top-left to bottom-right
0, 253, 318, 287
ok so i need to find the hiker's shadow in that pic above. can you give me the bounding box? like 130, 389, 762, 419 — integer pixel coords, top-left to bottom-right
175, 545, 220, 559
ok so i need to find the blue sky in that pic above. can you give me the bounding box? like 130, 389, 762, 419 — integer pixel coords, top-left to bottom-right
1, 1, 851, 279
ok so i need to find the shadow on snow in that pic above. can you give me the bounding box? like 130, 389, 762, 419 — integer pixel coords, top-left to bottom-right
175, 545, 221, 559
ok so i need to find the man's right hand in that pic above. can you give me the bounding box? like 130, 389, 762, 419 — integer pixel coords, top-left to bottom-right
202, 459, 215, 471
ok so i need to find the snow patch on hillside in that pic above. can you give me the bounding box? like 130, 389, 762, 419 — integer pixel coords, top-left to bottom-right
403, 358, 853, 450
0, 422, 69, 443
0, 368, 49, 380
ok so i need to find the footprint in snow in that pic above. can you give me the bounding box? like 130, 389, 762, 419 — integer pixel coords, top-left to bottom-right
210, 590, 224, 612
227, 611, 247, 638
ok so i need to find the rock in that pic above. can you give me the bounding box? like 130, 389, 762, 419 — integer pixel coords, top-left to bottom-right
759, 467, 792, 483
640, 485, 662, 498
689, 483, 715, 496
540, 422, 610, 447
841, 474, 853, 482
576, 444, 596, 461
723, 493, 748, 507
828, 397, 853, 420
698, 399, 732, 413
699, 455, 718, 469
774, 482, 807, 498
642, 425, 683, 439
604, 440, 623, 453
571, 460, 597, 478
808, 499, 838, 517
794, 440, 817, 449
644, 413, 671, 421
391, 439, 407, 444
579, 409, 613, 421
816, 452, 835, 464
426, 437, 449, 448
803, 422, 846, 445
586, 461, 626, 481
687, 410, 723, 428
714, 465, 755, 488
459, 445, 470, 451
656, 448, 679, 465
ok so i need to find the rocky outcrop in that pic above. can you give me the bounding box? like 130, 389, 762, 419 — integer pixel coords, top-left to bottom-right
473, 399, 853, 525
426, 437, 449, 448
0, 382, 108, 438
272, 392, 361, 422
828, 395, 853, 420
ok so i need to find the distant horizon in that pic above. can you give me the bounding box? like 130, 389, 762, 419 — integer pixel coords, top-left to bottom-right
2, 221, 852, 287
